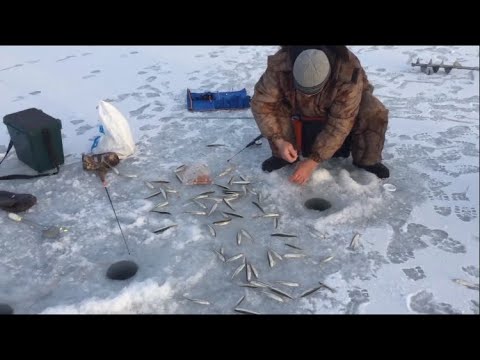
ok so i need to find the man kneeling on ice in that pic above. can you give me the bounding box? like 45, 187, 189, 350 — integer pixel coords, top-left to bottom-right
251, 46, 390, 185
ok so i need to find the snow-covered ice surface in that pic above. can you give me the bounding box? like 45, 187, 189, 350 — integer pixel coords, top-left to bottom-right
0, 46, 478, 314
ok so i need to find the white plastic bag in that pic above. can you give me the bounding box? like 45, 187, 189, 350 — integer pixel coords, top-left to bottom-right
91, 101, 135, 159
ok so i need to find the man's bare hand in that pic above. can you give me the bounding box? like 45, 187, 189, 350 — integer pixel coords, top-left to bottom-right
289, 159, 318, 185
274, 139, 298, 163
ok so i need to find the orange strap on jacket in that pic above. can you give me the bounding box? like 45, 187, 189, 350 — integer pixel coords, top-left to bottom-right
291, 115, 327, 152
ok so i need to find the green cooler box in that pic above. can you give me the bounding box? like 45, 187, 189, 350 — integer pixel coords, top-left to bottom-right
3, 108, 64, 173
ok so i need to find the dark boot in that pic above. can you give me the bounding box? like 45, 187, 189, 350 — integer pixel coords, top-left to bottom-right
262, 157, 293, 173
0, 191, 37, 213
354, 162, 390, 179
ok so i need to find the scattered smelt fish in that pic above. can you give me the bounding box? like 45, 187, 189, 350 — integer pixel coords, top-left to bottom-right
274, 217, 278, 229
232, 181, 251, 185
192, 191, 215, 200
151, 180, 170, 184
236, 231, 242, 246
228, 176, 235, 185
207, 144, 225, 147
153, 224, 178, 234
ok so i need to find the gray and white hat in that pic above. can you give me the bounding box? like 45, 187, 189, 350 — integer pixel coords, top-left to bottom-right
293, 49, 331, 95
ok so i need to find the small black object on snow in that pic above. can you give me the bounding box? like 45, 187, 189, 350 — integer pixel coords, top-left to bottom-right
304, 198, 332, 212
106, 260, 138, 280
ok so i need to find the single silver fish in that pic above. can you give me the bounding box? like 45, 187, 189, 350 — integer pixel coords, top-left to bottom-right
232, 263, 246, 279
213, 218, 232, 226
223, 198, 235, 211
213, 249, 226, 262
235, 295, 246, 308
271, 233, 297, 238
207, 143, 225, 147
267, 250, 276, 268
240, 229, 253, 242
252, 201, 265, 214
144, 190, 165, 199
300, 285, 323, 298
153, 224, 178, 234
207, 224, 217, 237
318, 282, 336, 293
175, 172, 184, 183
320, 255, 334, 263
151, 180, 170, 184
236, 231, 242, 246
183, 211, 207, 216
250, 263, 259, 279
151, 201, 169, 209
226, 253, 244, 262
184, 296, 210, 305
275, 281, 300, 287
175, 164, 186, 173
267, 286, 294, 300
222, 211, 243, 218
144, 181, 156, 190
250, 280, 268, 288
285, 243, 303, 251
150, 210, 172, 215
350, 233, 361, 250
207, 203, 218, 217
192, 191, 215, 200
234, 307, 260, 315
218, 166, 234, 177
215, 183, 230, 190
453, 279, 479, 290
283, 253, 306, 259
232, 181, 251, 185
228, 175, 235, 185
262, 290, 284, 303
246, 264, 252, 282
192, 199, 207, 209
274, 216, 278, 229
